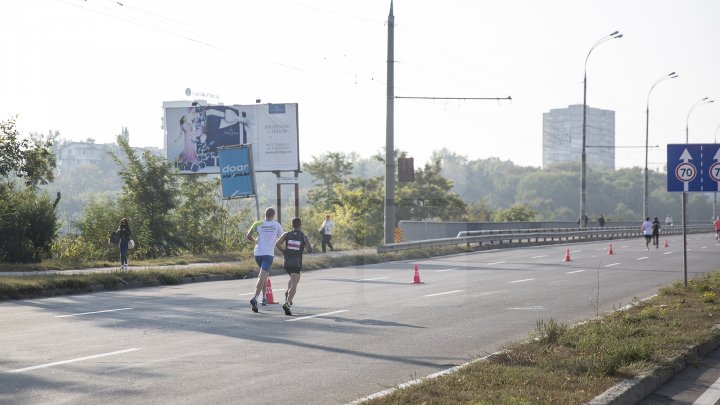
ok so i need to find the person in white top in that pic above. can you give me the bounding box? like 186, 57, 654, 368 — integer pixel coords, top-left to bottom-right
246, 207, 283, 313
320, 214, 335, 253
641, 217, 654, 251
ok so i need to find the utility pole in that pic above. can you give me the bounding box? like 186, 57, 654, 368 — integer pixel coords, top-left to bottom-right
384, 1, 395, 244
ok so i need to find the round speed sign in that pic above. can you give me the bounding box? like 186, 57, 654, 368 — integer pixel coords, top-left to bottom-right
675, 162, 696, 183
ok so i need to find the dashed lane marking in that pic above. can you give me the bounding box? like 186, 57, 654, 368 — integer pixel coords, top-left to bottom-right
285, 310, 348, 322
509, 278, 535, 283
663, 252, 673, 255
6, 348, 141, 373
605, 263, 621, 267
567, 270, 585, 274
55, 308, 133, 318
359, 277, 389, 281
637, 257, 649, 261
424, 290, 463, 297
486, 261, 506, 266
531, 255, 547, 259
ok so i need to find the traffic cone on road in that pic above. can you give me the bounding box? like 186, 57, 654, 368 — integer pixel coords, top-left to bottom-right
564, 248, 572, 262
663, 239, 669, 248
608, 243, 614, 255
264, 277, 279, 304
411, 264, 424, 284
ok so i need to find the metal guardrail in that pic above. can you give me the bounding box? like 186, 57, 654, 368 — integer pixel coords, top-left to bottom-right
377, 225, 714, 253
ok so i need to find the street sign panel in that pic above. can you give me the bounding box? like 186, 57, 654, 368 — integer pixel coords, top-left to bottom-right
667, 143, 720, 192
218, 145, 256, 199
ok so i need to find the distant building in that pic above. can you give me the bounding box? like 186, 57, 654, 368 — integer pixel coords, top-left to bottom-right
57, 128, 164, 170
542, 105, 615, 170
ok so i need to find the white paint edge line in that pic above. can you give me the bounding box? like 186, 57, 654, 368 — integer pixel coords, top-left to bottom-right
570, 250, 582, 253
435, 268, 459, 272
621, 246, 629, 248
237, 292, 254, 296
567, 270, 585, 274
424, 290, 463, 297
510, 278, 535, 283
486, 261, 506, 265
285, 309, 348, 322
605, 263, 621, 267
55, 308, 133, 318
6, 348, 141, 373
531, 255, 547, 259
692, 374, 720, 405
663, 251, 673, 255
636, 257, 649, 261
359, 277, 389, 281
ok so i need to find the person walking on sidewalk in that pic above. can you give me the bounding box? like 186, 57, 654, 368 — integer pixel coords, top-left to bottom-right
320, 214, 335, 253
641, 217, 654, 251
275, 217, 312, 316
652, 216, 661, 249
116, 218, 131, 270
246, 207, 283, 313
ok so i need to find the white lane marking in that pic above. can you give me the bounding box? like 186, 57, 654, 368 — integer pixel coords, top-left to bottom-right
605, 263, 621, 267
435, 268, 459, 272
508, 306, 544, 310
360, 277, 389, 281
570, 250, 582, 253
701, 246, 708, 249
424, 290, 463, 297
237, 292, 254, 296
6, 348, 141, 373
567, 270, 585, 274
285, 310, 348, 322
621, 246, 629, 248
510, 278, 535, 283
692, 374, 720, 405
55, 308, 133, 318
531, 255, 547, 259
663, 252, 673, 255
486, 261, 506, 266
637, 257, 649, 261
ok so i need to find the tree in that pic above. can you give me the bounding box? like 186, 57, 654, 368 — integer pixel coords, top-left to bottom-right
0, 117, 56, 187
396, 158, 467, 222
110, 136, 179, 258
303, 152, 353, 211
492, 204, 537, 222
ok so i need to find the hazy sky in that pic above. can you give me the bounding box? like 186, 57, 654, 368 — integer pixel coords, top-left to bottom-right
2, 0, 719, 170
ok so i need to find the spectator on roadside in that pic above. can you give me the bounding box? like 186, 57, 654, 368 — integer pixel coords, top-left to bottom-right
115, 218, 131, 270
320, 214, 335, 253
652, 216, 661, 248
665, 215, 673, 227
598, 214, 605, 227
641, 217, 653, 251
714, 216, 720, 240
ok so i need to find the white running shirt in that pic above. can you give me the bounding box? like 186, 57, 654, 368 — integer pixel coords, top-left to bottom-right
248, 220, 284, 256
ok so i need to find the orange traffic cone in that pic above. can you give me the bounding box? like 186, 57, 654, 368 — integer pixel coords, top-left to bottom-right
264, 277, 279, 304
564, 248, 572, 262
608, 243, 614, 255
663, 239, 669, 248
411, 264, 424, 284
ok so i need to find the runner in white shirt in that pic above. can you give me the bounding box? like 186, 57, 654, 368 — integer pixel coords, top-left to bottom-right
641, 217, 653, 251
246, 207, 283, 313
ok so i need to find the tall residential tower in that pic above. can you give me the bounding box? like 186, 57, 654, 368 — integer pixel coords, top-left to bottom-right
543, 104, 615, 170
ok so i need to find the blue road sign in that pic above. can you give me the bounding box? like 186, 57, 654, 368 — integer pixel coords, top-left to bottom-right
218, 145, 256, 198
667, 143, 720, 192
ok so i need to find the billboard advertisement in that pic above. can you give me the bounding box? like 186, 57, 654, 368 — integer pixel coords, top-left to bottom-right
164, 103, 299, 174
218, 145, 256, 199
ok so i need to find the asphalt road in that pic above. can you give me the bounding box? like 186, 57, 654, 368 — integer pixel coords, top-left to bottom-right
1, 235, 718, 405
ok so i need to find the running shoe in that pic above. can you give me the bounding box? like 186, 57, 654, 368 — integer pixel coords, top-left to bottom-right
282, 302, 292, 316
250, 298, 258, 313
261, 298, 267, 306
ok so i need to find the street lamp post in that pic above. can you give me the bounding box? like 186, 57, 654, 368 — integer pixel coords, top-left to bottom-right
581, 31, 622, 228
644, 72, 678, 219
682, 97, 714, 286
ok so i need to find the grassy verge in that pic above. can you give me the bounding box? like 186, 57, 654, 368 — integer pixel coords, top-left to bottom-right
0, 245, 473, 301
362, 272, 720, 404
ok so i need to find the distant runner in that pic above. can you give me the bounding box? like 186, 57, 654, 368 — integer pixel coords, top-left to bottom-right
275, 217, 312, 316
246, 207, 283, 313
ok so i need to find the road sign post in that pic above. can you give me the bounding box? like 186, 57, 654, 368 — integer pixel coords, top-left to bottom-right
667, 143, 720, 286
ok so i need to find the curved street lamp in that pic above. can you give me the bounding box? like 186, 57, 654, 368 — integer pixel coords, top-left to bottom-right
644, 72, 678, 219
581, 30, 622, 228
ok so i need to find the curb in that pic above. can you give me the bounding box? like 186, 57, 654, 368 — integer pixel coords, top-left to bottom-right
587, 326, 720, 404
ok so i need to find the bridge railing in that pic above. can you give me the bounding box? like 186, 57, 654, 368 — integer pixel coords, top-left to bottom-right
376, 225, 713, 253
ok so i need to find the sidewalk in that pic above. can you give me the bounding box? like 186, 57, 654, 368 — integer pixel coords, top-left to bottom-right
0, 247, 377, 277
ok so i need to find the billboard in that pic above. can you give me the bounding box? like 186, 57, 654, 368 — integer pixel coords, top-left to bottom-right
218, 145, 256, 199
164, 103, 299, 174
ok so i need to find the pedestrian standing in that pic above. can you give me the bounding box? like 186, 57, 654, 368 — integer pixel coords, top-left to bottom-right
641, 217, 653, 251
246, 207, 283, 313
275, 217, 312, 316
320, 214, 335, 253
116, 218, 131, 270
598, 214, 605, 227
665, 215, 673, 227
652, 216, 661, 248
714, 217, 720, 240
